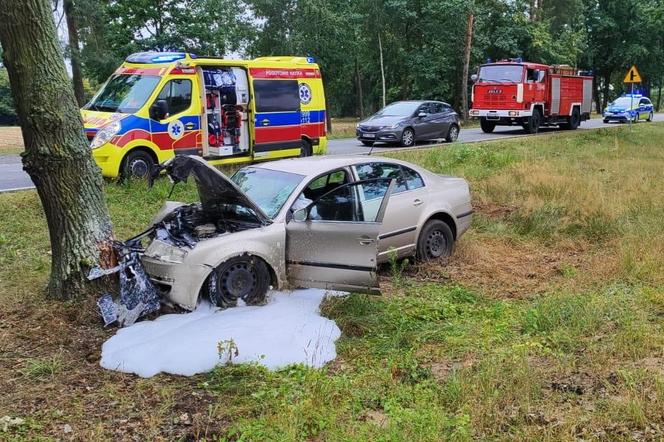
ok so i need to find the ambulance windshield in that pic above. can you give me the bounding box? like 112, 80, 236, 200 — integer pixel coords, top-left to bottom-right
86, 74, 160, 113
478, 65, 523, 83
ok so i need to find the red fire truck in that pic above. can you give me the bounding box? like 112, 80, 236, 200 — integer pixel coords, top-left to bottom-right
469, 59, 593, 134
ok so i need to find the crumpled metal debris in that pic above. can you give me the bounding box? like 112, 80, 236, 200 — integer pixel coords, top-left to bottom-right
89, 241, 161, 327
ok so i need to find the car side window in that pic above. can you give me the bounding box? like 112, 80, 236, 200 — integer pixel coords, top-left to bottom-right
353, 163, 407, 193
309, 184, 360, 222
293, 169, 350, 212
417, 103, 431, 115
156, 79, 192, 116
401, 166, 425, 190
431, 103, 444, 114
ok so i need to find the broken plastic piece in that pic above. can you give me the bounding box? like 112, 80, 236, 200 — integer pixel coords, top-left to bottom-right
94, 242, 162, 327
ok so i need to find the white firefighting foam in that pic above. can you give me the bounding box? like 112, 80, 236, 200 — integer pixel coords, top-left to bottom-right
100, 289, 344, 378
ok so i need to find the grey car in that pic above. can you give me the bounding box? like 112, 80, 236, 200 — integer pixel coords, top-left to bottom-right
356, 100, 460, 147
139, 155, 472, 311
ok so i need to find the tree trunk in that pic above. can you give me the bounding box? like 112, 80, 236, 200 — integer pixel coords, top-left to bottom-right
656, 80, 662, 112
378, 32, 386, 108
460, 12, 474, 122
63, 0, 86, 107
355, 58, 364, 118
593, 75, 602, 114
0, 0, 115, 300
601, 73, 612, 111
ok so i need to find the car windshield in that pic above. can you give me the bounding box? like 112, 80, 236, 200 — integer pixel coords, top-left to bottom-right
231, 167, 304, 218
86, 74, 160, 113
610, 97, 636, 108
477, 65, 523, 83
376, 102, 420, 117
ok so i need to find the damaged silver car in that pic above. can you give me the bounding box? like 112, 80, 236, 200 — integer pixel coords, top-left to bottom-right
120, 154, 471, 315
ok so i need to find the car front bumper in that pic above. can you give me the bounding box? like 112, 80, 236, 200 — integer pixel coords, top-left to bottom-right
356, 128, 402, 143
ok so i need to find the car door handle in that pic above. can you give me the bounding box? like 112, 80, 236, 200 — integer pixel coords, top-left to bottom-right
357, 236, 375, 245
261, 119, 270, 126
184, 122, 195, 130
413, 198, 423, 206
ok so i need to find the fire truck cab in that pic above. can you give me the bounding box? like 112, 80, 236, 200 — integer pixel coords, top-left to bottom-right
469, 60, 593, 134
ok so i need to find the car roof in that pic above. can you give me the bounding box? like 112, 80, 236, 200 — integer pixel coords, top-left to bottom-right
249, 155, 419, 176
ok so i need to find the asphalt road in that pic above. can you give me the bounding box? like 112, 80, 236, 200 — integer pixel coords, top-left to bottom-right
1, 115, 662, 193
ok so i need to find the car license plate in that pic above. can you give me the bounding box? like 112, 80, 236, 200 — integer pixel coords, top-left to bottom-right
363, 133, 375, 138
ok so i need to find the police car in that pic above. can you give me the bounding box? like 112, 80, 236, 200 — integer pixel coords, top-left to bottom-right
603, 94, 654, 123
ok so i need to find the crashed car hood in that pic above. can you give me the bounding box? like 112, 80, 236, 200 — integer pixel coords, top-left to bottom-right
161, 155, 271, 225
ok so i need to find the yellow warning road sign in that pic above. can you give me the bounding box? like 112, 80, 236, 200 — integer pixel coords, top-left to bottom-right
624, 65, 642, 83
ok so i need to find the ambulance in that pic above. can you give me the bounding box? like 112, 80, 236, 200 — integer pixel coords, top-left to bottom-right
82, 52, 328, 178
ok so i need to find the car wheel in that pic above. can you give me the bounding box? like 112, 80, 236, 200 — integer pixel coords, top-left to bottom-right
400, 128, 415, 147
445, 124, 460, 142
122, 149, 154, 180
300, 139, 312, 157
561, 107, 580, 130
416, 219, 454, 261
647, 112, 653, 122
208, 256, 270, 308
480, 118, 496, 133
361, 140, 374, 146
524, 110, 541, 134
603, 119, 609, 124
632, 113, 639, 123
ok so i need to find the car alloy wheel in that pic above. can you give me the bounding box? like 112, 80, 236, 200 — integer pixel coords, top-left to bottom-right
647, 112, 653, 122
401, 128, 415, 147
446, 125, 459, 142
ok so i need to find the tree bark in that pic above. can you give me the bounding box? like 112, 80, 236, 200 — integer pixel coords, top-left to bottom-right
601, 72, 612, 111
63, 0, 86, 107
460, 12, 474, 122
656, 79, 662, 112
0, 0, 115, 300
378, 32, 386, 108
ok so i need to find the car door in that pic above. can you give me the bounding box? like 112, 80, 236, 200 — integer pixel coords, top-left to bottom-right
149, 78, 201, 155
286, 179, 394, 293
251, 78, 303, 156
429, 102, 450, 137
412, 102, 435, 139
352, 162, 426, 260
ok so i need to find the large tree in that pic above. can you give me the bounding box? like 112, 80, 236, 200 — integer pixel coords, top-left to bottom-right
0, 0, 114, 299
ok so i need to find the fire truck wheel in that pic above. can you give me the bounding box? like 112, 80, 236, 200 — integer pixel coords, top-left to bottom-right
562, 107, 581, 130
122, 149, 155, 180
480, 119, 495, 133
445, 124, 459, 142
299, 139, 312, 157
523, 110, 541, 134
400, 128, 415, 147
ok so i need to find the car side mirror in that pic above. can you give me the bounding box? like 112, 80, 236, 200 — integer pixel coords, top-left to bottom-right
150, 99, 169, 120
292, 207, 308, 222
470, 74, 478, 83
417, 112, 427, 118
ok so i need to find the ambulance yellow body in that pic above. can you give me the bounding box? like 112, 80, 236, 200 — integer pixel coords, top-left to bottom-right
82, 52, 328, 178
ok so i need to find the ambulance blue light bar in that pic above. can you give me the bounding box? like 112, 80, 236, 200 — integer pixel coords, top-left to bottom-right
126, 52, 197, 64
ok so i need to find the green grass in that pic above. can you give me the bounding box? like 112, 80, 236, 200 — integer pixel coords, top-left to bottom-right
0, 124, 663, 439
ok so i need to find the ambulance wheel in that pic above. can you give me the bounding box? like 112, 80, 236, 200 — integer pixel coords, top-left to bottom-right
561, 107, 580, 130
523, 110, 541, 134
400, 128, 415, 147
122, 150, 154, 180
208, 256, 270, 308
480, 119, 495, 133
647, 112, 653, 122
300, 139, 312, 157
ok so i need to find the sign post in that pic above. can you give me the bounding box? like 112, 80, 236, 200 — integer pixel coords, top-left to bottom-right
623, 65, 642, 131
